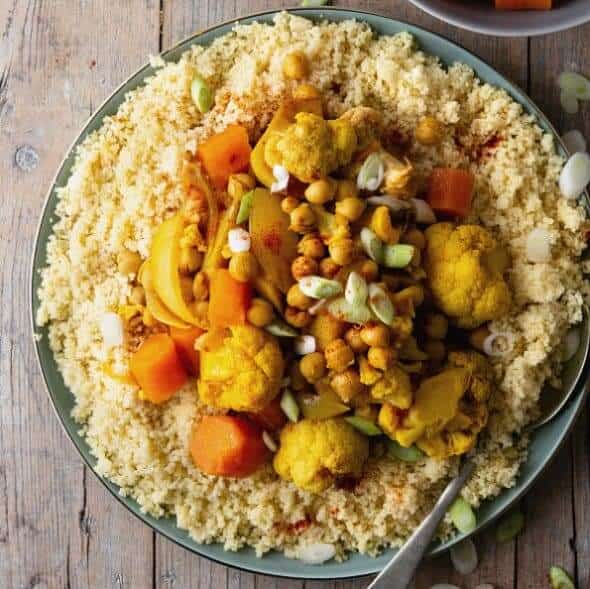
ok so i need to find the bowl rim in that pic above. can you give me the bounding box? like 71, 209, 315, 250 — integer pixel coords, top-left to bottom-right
29, 5, 590, 580
407, 0, 590, 37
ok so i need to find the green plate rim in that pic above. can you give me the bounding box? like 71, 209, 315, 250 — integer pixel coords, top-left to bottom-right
29, 6, 590, 580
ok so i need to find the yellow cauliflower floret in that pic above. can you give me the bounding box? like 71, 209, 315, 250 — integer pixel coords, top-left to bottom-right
198, 325, 284, 412
264, 112, 357, 183
273, 418, 369, 493
424, 223, 512, 328
338, 106, 383, 149
370, 366, 413, 409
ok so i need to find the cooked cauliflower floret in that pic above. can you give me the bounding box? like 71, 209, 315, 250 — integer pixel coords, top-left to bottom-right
273, 418, 369, 492
424, 223, 512, 328
370, 366, 413, 409
198, 325, 284, 412
338, 106, 383, 149
264, 112, 357, 183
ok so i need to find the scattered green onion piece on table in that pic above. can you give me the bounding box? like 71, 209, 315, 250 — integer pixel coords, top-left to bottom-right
345, 271, 368, 307
360, 227, 384, 264
449, 497, 477, 534
280, 390, 300, 423
368, 283, 395, 326
236, 190, 254, 224
265, 319, 299, 337
301, 0, 329, 5
299, 275, 343, 299
383, 243, 415, 269
387, 440, 424, 462
327, 296, 374, 324
558, 71, 590, 100
357, 152, 385, 191
345, 416, 382, 436
191, 75, 214, 113
495, 508, 525, 543
549, 566, 576, 589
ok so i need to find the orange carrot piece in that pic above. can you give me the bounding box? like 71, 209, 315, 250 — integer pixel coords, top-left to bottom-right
208, 268, 252, 328
169, 326, 204, 376
248, 397, 287, 431
427, 168, 475, 218
130, 333, 188, 404
197, 125, 252, 189
190, 415, 269, 477
495, 0, 551, 9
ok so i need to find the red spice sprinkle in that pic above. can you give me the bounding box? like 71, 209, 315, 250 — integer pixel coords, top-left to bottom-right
284, 518, 311, 535
262, 226, 282, 254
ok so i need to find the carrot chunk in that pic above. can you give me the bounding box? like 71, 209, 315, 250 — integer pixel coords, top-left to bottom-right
190, 415, 269, 477
130, 333, 188, 404
248, 397, 287, 431
208, 268, 252, 328
169, 326, 204, 376
427, 168, 475, 218
197, 125, 252, 189
495, 0, 551, 9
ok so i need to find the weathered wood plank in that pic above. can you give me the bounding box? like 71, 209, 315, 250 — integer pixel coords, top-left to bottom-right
573, 411, 590, 589
0, 1, 159, 588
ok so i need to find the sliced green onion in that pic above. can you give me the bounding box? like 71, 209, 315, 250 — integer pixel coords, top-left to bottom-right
387, 440, 425, 462
345, 272, 368, 307
558, 71, 590, 100
357, 152, 384, 192
495, 509, 525, 543
560, 90, 579, 115
301, 0, 329, 5
549, 566, 576, 589
299, 275, 343, 299
191, 75, 214, 113
360, 227, 384, 264
345, 416, 382, 436
368, 283, 395, 326
449, 497, 477, 534
280, 389, 300, 423
383, 244, 415, 269
265, 319, 298, 337
236, 190, 254, 224
327, 296, 373, 324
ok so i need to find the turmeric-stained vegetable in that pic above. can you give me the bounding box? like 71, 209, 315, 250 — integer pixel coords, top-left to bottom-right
197, 125, 252, 189
143, 282, 193, 329
299, 383, 349, 420
208, 268, 252, 327
254, 276, 284, 312
248, 397, 287, 431
495, 0, 551, 9
251, 97, 323, 187
182, 160, 218, 245
427, 168, 474, 218
249, 188, 299, 293
130, 333, 188, 403
190, 415, 269, 477
169, 326, 204, 376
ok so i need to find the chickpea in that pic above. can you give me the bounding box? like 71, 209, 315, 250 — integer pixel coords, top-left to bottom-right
392, 285, 425, 311
423, 313, 448, 340
290, 362, 306, 391
291, 255, 319, 281
299, 352, 327, 383
293, 83, 321, 100
281, 196, 300, 215
179, 247, 203, 274
180, 275, 194, 302
344, 326, 369, 353
319, 257, 340, 279
282, 51, 309, 80
229, 251, 258, 282
289, 203, 316, 233
297, 233, 325, 259
360, 324, 390, 348
221, 244, 232, 259
227, 173, 256, 200
287, 283, 313, 310
401, 228, 426, 250
358, 259, 379, 282
330, 369, 364, 403
415, 115, 442, 145
130, 285, 146, 306
304, 178, 337, 205
390, 316, 413, 340
328, 237, 355, 266
424, 339, 446, 362
335, 179, 359, 201
367, 346, 396, 371
285, 306, 311, 328
117, 249, 142, 276
324, 338, 355, 372
411, 247, 422, 267
247, 298, 274, 327
469, 326, 490, 352
335, 197, 366, 222
192, 271, 209, 301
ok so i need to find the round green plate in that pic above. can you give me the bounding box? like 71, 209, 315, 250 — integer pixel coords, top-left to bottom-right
30, 7, 590, 580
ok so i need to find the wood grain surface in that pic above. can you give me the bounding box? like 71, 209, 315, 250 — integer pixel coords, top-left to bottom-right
1, 1, 589, 588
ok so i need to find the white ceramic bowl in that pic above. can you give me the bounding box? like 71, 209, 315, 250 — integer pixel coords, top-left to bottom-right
408, 0, 590, 36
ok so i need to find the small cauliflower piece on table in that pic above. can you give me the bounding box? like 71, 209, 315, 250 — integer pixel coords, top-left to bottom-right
198, 325, 284, 412
273, 418, 369, 493
424, 222, 511, 329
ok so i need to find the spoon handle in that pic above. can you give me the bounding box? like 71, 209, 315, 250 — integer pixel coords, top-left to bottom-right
367, 460, 475, 589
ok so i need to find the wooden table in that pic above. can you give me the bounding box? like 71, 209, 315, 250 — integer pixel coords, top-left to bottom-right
1, 1, 589, 587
